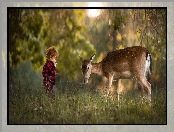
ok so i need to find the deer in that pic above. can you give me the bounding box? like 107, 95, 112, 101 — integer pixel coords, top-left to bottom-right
79, 46, 152, 103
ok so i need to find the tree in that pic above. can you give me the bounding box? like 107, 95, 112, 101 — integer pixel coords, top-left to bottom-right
8, 9, 96, 80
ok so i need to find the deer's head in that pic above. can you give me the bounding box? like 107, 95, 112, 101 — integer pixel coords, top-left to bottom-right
79, 54, 96, 84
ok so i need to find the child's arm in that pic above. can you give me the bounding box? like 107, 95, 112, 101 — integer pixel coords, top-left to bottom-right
49, 64, 56, 85
42, 64, 48, 77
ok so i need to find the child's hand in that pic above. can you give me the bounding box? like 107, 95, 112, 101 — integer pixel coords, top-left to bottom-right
54, 62, 57, 67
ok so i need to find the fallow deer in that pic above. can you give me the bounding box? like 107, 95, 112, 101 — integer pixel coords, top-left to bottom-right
79, 46, 152, 103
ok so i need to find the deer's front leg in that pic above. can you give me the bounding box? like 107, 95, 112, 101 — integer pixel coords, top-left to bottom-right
115, 79, 121, 102
107, 75, 113, 96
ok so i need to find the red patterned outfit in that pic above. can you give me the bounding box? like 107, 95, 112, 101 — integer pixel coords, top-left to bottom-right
42, 59, 56, 95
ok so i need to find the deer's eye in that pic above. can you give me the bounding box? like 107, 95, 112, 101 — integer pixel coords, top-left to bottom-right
87, 67, 89, 70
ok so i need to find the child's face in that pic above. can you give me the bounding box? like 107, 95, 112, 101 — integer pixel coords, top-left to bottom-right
50, 55, 57, 63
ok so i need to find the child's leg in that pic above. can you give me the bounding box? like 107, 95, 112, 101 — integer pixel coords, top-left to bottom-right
45, 84, 50, 94
49, 85, 56, 101
44, 81, 51, 94
49, 85, 53, 94
44, 80, 54, 99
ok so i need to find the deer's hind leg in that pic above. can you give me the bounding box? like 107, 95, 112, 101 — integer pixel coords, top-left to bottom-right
137, 81, 145, 101
137, 76, 151, 103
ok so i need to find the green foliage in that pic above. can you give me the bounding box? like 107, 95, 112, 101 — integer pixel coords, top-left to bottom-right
109, 10, 128, 30
132, 9, 166, 87
9, 9, 96, 79
9, 8, 166, 84
9, 61, 43, 95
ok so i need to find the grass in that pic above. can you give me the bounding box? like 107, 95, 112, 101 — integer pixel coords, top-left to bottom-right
8, 83, 166, 124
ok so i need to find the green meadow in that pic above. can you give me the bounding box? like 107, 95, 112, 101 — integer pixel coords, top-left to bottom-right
9, 78, 166, 124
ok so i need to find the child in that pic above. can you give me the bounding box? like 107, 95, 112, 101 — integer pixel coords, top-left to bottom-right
42, 46, 59, 98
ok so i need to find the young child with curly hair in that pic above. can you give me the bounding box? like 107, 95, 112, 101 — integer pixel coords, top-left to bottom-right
42, 46, 59, 98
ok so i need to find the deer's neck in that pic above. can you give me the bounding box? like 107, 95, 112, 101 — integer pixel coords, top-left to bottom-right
91, 62, 103, 75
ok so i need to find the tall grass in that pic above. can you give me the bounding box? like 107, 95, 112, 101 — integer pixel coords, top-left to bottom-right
9, 82, 166, 124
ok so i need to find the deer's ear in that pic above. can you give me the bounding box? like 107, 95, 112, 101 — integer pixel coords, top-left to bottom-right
90, 54, 96, 62
79, 55, 84, 62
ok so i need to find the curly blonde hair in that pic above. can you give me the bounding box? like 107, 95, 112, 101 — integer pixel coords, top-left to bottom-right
46, 46, 59, 60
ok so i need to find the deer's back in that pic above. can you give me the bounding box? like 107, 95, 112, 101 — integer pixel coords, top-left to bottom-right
101, 46, 148, 76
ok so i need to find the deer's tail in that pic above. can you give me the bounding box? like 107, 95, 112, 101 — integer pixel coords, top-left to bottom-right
146, 51, 152, 82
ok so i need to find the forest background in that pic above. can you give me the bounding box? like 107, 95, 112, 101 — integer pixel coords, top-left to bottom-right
8, 4, 167, 124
